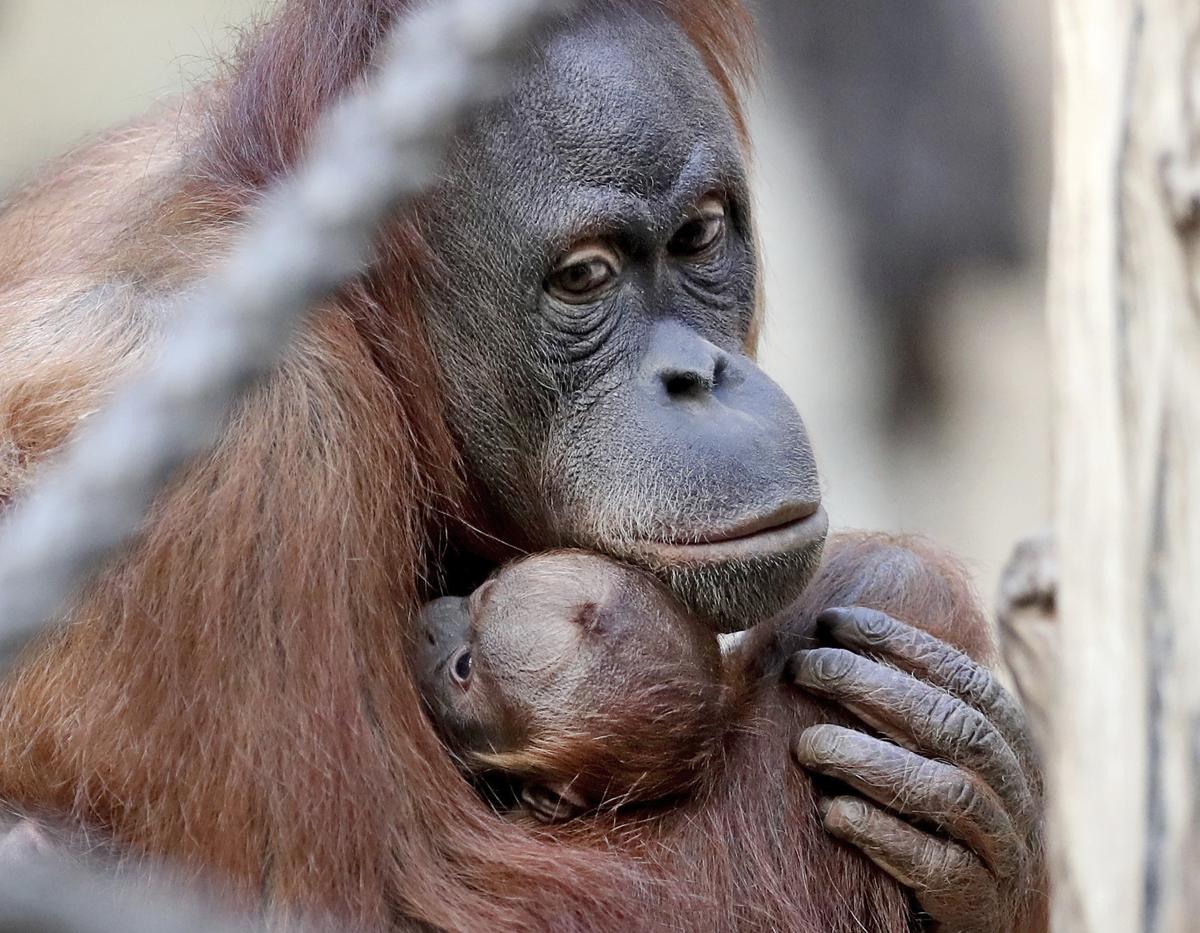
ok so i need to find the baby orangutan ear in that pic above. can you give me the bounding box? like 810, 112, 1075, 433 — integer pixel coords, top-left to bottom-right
520, 784, 591, 824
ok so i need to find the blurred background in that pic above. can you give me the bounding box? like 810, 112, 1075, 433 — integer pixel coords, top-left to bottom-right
0, 0, 1052, 603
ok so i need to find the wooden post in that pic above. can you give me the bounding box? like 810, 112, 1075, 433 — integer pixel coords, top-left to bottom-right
1047, 0, 1200, 929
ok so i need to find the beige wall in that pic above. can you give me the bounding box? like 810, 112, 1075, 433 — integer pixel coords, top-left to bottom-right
0, 1, 269, 191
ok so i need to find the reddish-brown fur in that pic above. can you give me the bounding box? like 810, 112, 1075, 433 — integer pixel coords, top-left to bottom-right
791, 533, 997, 665
0, 2, 991, 930
431, 553, 733, 811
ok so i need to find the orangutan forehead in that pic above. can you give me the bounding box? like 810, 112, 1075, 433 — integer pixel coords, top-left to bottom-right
585, 0, 758, 128
472, 9, 745, 207
489, 553, 628, 617
526, 8, 732, 136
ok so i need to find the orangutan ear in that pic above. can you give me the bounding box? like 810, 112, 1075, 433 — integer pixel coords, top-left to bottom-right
520, 784, 590, 823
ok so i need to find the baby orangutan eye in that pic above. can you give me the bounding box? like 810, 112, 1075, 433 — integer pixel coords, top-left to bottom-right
668, 195, 727, 258
450, 649, 473, 687
545, 243, 622, 304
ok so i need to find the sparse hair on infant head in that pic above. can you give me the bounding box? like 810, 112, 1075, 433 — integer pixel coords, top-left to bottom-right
417, 551, 731, 823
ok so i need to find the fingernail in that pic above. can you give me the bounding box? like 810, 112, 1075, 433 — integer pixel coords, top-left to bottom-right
795, 725, 837, 763
838, 797, 870, 823
807, 649, 854, 682
856, 610, 893, 640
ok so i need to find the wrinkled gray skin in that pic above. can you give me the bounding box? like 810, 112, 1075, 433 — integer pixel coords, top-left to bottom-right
421, 10, 825, 630
3, 9, 1046, 932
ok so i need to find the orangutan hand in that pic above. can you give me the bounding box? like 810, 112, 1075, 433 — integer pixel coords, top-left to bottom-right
787, 608, 1048, 933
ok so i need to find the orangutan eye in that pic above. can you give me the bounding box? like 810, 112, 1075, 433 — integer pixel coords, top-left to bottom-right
669, 196, 727, 258
546, 244, 621, 304
450, 649, 473, 687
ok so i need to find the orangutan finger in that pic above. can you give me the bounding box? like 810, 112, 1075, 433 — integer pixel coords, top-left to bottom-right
817, 606, 1037, 773
820, 796, 1001, 933
795, 724, 1023, 878
788, 648, 1033, 822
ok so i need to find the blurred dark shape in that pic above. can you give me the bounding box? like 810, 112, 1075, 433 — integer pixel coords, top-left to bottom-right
759, 0, 1024, 427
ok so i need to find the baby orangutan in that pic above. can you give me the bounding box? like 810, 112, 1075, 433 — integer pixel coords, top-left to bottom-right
417, 551, 730, 823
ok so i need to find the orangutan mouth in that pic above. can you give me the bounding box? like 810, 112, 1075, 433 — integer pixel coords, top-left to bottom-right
633, 501, 828, 565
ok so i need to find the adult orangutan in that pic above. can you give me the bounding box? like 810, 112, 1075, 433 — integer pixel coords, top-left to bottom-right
0, 1, 1045, 931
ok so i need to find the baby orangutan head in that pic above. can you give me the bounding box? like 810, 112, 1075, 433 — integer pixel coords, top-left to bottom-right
417, 551, 730, 822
